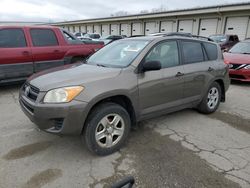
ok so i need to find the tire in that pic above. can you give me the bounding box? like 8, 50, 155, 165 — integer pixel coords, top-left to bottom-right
198, 82, 221, 114
83, 102, 131, 156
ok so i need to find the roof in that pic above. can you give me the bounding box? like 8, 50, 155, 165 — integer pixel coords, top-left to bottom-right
51, 2, 250, 25
0, 25, 59, 29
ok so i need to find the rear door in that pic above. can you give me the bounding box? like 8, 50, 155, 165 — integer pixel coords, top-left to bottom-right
138, 40, 185, 117
0, 28, 33, 81
29, 28, 65, 72
180, 40, 218, 104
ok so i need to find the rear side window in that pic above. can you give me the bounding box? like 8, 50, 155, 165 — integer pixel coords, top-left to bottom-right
0, 28, 26, 48
203, 42, 218, 60
182, 41, 204, 64
30, 29, 58, 46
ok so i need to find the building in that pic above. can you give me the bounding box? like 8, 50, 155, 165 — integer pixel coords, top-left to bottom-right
52, 2, 250, 40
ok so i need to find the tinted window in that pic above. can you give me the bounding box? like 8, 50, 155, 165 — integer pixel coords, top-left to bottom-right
182, 41, 204, 64
30, 29, 58, 46
0, 28, 26, 48
229, 36, 234, 42
203, 42, 218, 60
145, 41, 179, 68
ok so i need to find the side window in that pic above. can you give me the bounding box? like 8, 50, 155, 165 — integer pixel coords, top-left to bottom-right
63, 31, 76, 41
229, 36, 234, 42
30, 29, 58, 47
203, 42, 218, 61
182, 41, 204, 64
145, 41, 179, 68
0, 28, 26, 48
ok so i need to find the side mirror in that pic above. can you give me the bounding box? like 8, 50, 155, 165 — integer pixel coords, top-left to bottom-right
142, 60, 161, 72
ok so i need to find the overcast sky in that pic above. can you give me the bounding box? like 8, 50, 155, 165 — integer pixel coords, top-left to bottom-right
0, 0, 249, 23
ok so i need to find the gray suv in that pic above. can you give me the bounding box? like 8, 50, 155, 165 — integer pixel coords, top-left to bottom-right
19, 35, 230, 155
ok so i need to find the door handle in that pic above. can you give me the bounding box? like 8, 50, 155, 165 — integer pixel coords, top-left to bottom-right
208, 67, 214, 72
175, 72, 184, 77
53, 50, 60, 53
22, 51, 30, 56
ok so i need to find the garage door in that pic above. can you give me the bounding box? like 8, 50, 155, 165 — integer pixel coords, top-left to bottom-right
111, 24, 119, 35
145, 22, 158, 35
199, 19, 218, 37
225, 17, 249, 40
160, 21, 174, 32
94, 25, 101, 34
178, 20, 194, 33
87, 25, 93, 33
69, 26, 74, 33
80, 25, 86, 33
132, 22, 143, 36
102, 24, 109, 36
74, 26, 80, 32
121, 23, 130, 36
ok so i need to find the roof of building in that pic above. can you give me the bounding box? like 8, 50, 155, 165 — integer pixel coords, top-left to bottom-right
52, 2, 250, 25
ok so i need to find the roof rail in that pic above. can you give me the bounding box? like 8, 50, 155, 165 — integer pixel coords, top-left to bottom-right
152, 32, 214, 41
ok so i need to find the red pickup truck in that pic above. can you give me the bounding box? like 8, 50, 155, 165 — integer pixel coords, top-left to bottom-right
0, 25, 103, 84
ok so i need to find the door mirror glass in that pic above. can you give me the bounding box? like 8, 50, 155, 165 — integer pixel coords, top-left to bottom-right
143, 60, 161, 72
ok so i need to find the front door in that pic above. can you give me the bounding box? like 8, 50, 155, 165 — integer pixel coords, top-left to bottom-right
138, 40, 185, 117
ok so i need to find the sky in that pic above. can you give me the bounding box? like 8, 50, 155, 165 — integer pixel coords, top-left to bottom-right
0, 0, 249, 23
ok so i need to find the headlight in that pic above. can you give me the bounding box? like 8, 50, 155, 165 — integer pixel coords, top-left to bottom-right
244, 65, 250, 69
43, 86, 84, 103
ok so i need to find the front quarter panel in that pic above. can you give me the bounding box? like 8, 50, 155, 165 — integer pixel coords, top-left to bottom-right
75, 67, 139, 118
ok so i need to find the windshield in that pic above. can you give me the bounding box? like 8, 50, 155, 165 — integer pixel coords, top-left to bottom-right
229, 42, 250, 54
210, 35, 227, 43
87, 40, 150, 68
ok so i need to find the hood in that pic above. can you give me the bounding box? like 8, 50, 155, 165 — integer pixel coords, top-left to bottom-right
223, 52, 250, 65
28, 63, 121, 91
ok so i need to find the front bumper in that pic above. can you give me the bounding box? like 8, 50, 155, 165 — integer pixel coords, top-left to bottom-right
229, 69, 250, 82
19, 88, 88, 135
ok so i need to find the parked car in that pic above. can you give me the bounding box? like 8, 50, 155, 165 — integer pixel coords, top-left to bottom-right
74, 32, 86, 39
81, 33, 101, 40
224, 39, 250, 81
19, 35, 229, 156
209, 34, 239, 51
99, 35, 125, 45
0, 26, 103, 84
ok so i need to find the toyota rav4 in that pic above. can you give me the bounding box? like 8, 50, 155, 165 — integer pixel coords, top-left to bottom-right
19, 35, 230, 156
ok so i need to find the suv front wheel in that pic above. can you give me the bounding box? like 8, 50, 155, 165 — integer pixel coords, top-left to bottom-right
84, 102, 131, 156
198, 82, 222, 114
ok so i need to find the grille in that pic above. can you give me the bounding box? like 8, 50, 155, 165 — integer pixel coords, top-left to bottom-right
229, 63, 244, 70
23, 83, 40, 101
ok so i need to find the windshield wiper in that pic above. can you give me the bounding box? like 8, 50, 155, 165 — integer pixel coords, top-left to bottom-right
96, 64, 107, 67
242, 52, 250, 54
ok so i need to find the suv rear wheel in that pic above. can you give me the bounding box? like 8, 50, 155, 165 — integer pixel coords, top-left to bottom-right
198, 82, 221, 114
83, 102, 131, 156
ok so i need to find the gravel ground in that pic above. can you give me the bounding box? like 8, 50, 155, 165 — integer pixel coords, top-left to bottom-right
0, 81, 249, 188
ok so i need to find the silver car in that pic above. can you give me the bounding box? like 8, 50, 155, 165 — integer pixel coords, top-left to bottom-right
19, 35, 230, 155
